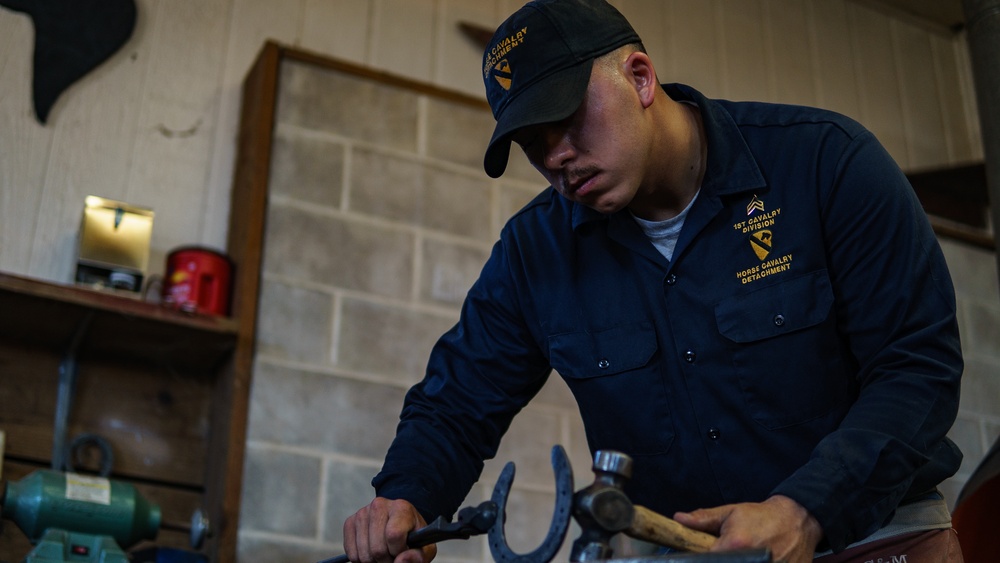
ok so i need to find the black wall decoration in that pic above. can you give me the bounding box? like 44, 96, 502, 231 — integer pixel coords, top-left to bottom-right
0, 0, 137, 124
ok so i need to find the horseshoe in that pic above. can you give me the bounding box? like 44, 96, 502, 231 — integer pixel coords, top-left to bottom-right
488, 445, 575, 563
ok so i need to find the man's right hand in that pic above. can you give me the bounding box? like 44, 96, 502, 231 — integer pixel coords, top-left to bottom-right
343, 498, 437, 563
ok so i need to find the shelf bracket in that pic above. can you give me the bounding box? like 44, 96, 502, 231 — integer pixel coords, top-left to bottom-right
51, 310, 94, 472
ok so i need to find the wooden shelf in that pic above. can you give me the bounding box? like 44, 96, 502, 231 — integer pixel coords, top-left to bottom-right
0, 271, 246, 559
1, 41, 270, 563
0, 272, 238, 373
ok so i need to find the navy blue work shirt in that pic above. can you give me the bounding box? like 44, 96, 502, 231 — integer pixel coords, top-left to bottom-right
373, 84, 963, 552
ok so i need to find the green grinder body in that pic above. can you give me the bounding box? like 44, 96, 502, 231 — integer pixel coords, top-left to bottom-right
2, 469, 160, 549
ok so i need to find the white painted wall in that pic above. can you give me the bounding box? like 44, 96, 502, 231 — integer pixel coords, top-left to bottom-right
0, 0, 984, 285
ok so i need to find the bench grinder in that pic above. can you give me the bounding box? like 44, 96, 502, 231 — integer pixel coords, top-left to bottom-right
1, 469, 160, 563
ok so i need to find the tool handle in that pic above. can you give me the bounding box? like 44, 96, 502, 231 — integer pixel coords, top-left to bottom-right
626, 505, 717, 553
316, 522, 444, 563
317, 501, 497, 563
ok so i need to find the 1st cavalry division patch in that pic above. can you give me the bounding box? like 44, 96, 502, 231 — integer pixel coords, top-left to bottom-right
749, 229, 772, 260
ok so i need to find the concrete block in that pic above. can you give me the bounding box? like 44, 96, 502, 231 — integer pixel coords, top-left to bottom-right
238, 535, 330, 563
240, 447, 322, 537
247, 362, 407, 458
960, 301, 1000, 361
256, 278, 333, 363
278, 60, 419, 152
263, 203, 414, 299
425, 97, 494, 171
270, 127, 346, 208
958, 356, 1000, 417
350, 148, 493, 240
939, 232, 1000, 302
419, 237, 490, 306
335, 296, 458, 382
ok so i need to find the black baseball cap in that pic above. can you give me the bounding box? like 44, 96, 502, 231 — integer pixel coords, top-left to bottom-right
481, 0, 641, 178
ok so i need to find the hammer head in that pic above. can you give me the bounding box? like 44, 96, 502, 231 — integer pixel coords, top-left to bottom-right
570, 451, 636, 562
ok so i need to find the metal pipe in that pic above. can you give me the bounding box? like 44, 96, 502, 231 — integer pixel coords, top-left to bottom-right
52, 311, 93, 471
963, 0, 1000, 282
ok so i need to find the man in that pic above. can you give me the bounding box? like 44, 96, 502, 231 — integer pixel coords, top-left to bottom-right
344, 1, 964, 562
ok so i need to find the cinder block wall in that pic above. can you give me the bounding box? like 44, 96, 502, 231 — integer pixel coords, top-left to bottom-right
236, 55, 1000, 563
237, 59, 590, 563
938, 238, 1000, 502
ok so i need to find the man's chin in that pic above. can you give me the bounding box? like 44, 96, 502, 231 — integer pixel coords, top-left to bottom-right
586, 199, 627, 215
556, 187, 626, 215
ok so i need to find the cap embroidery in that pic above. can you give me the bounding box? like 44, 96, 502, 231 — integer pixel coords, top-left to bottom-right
493, 60, 512, 90
484, 27, 528, 81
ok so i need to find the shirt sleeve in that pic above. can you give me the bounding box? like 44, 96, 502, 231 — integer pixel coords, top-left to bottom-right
371, 235, 552, 521
770, 131, 963, 551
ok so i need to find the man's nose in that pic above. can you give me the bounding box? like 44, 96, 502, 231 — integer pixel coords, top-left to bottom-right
541, 127, 575, 171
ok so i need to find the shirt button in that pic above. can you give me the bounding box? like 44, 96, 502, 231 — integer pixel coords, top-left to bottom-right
598, 358, 611, 369
773, 314, 785, 327
707, 428, 721, 440
684, 350, 696, 363
665, 274, 677, 286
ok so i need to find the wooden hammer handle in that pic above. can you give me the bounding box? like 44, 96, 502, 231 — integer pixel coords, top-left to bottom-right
626, 505, 717, 553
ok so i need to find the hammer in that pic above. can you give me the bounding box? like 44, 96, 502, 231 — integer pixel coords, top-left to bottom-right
570, 450, 717, 561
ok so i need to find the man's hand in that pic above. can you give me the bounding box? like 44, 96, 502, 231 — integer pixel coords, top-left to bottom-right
343, 498, 437, 563
672, 495, 823, 563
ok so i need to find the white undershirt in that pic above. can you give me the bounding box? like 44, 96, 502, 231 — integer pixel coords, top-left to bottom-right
630, 190, 700, 261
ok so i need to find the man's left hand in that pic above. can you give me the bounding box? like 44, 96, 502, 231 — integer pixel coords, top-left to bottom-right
672, 494, 823, 563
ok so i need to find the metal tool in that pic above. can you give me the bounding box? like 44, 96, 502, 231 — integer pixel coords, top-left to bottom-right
489, 445, 575, 563
496, 448, 773, 563
318, 500, 499, 563
571, 451, 717, 560
320, 446, 772, 563
591, 553, 773, 563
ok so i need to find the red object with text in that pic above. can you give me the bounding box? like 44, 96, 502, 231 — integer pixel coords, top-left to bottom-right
163, 247, 233, 316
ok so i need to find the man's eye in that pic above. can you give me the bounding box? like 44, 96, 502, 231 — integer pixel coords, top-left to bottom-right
513, 131, 539, 151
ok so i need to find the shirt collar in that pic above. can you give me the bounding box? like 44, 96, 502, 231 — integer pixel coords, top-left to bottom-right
571, 83, 766, 230
665, 83, 766, 196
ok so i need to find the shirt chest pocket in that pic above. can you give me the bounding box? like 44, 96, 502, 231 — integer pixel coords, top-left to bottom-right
715, 270, 833, 342
549, 322, 658, 378
548, 322, 674, 455
714, 270, 854, 429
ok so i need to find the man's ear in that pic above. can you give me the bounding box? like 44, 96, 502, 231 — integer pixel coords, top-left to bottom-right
624, 51, 657, 109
